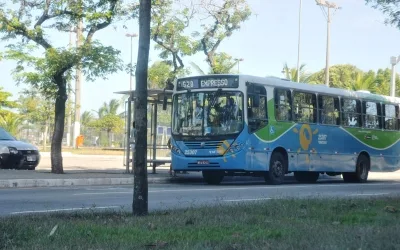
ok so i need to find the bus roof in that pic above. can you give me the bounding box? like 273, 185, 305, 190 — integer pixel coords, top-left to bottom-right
176, 74, 400, 104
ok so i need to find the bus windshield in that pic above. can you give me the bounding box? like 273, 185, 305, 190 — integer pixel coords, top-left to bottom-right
172, 91, 244, 136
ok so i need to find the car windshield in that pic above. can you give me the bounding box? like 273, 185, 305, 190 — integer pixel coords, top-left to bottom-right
0, 128, 15, 141
172, 91, 244, 136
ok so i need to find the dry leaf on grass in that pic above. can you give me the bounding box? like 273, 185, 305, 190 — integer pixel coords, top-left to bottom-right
147, 222, 157, 230
49, 225, 58, 237
384, 206, 397, 213
144, 241, 168, 248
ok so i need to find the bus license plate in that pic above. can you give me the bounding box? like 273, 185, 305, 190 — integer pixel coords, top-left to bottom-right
26, 155, 36, 162
197, 160, 209, 165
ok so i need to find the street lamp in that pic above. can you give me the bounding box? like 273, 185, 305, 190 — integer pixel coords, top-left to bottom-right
315, 0, 341, 87
390, 56, 400, 97
234, 58, 244, 73
296, 0, 302, 83
126, 33, 138, 91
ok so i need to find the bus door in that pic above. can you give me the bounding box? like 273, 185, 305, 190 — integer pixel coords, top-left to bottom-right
247, 83, 269, 170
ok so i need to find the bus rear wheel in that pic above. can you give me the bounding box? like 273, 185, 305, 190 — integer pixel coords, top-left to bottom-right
294, 171, 319, 183
265, 152, 286, 185
202, 171, 224, 185
343, 154, 370, 183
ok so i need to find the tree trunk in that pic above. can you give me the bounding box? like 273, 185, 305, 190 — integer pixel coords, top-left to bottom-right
51, 75, 67, 174
132, 0, 151, 216
108, 130, 111, 147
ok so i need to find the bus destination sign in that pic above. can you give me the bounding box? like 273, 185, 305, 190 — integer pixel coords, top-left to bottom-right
177, 77, 239, 90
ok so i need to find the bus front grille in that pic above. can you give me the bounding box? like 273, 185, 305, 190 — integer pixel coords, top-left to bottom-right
184, 141, 224, 149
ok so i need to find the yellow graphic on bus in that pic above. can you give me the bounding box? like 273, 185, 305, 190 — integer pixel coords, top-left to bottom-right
293, 124, 318, 163
217, 140, 236, 162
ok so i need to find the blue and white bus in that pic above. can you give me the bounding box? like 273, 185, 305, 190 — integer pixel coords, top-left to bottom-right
169, 74, 400, 185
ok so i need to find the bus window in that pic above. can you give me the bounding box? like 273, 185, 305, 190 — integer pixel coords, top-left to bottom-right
247, 85, 268, 133
318, 95, 339, 125
274, 88, 292, 121
293, 91, 317, 123
341, 98, 361, 127
384, 104, 396, 130
363, 101, 381, 129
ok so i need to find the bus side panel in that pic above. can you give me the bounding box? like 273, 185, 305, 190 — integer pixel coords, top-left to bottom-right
255, 122, 400, 173
246, 126, 270, 171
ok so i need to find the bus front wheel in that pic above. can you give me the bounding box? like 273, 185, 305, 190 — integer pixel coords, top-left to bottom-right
343, 154, 370, 183
265, 152, 286, 185
202, 171, 224, 185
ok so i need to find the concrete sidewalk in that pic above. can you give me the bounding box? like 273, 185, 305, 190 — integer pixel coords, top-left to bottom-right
0, 168, 203, 189
2, 152, 400, 189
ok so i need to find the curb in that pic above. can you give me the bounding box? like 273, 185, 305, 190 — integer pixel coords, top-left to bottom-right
0, 177, 174, 189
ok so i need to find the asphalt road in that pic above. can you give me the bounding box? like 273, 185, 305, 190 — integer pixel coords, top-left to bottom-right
2, 177, 400, 216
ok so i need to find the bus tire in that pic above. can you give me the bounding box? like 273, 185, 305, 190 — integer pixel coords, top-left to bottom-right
202, 171, 224, 185
265, 152, 286, 185
343, 154, 369, 183
294, 171, 319, 183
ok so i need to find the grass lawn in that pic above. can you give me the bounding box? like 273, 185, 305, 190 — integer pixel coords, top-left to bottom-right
1, 197, 400, 249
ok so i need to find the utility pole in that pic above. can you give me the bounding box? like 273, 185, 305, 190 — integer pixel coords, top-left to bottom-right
126, 33, 138, 91
316, 0, 341, 87
296, 0, 302, 83
390, 56, 400, 97
234, 58, 243, 73
66, 28, 74, 147
73, 19, 83, 148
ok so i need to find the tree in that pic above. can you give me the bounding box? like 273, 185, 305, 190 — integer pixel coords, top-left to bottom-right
81, 111, 95, 128
198, 0, 251, 73
281, 63, 312, 83
133, 0, 151, 216
0, 87, 18, 116
190, 53, 240, 75
18, 89, 54, 150
342, 72, 378, 93
151, 0, 197, 86
309, 64, 363, 88
365, 0, 400, 29
0, 1, 127, 173
90, 114, 123, 146
148, 61, 173, 88
0, 112, 22, 137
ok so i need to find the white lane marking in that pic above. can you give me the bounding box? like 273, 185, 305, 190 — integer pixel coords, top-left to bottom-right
224, 198, 273, 202
72, 182, 400, 196
73, 191, 131, 196
347, 193, 390, 196
10, 206, 120, 215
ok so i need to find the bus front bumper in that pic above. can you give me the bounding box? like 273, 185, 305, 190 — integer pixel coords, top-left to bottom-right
171, 152, 246, 172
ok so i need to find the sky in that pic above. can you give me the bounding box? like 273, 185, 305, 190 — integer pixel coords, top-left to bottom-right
1, 0, 400, 116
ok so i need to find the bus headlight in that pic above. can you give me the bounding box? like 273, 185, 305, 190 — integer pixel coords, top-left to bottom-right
171, 145, 183, 155
228, 142, 244, 153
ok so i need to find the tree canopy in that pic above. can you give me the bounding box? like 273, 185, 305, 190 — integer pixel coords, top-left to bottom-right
366, 0, 400, 29
0, 0, 132, 173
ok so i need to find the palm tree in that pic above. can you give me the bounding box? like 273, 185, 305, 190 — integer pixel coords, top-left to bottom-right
0, 112, 22, 137
281, 63, 312, 83
342, 72, 378, 93
81, 111, 95, 127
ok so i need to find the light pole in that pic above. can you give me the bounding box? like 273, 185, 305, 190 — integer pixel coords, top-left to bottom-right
296, 0, 302, 83
390, 56, 400, 97
316, 0, 341, 87
234, 58, 244, 73
126, 33, 138, 91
